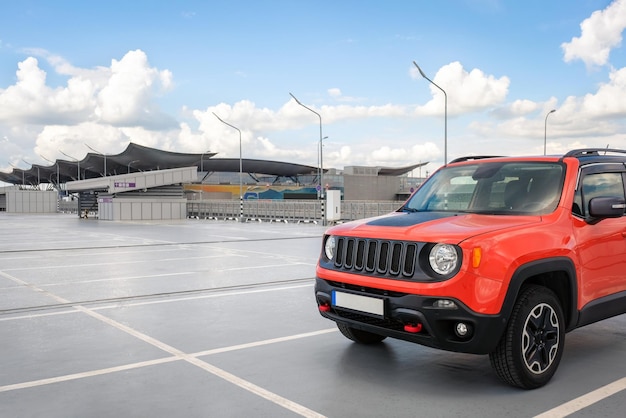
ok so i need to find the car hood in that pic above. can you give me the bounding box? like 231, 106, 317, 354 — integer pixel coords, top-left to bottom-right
327, 211, 542, 243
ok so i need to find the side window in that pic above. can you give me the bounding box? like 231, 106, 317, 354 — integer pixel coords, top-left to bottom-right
577, 172, 626, 216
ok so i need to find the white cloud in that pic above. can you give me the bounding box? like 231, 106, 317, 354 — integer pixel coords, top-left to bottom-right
508, 99, 541, 116
95, 50, 174, 128
579, 66, 626, 115
321, 103, 407, 122
186, 98, 410, 159
0, 57, 95, 124
369, 142, 440, 166
23, 48, 103, 80
0, 49, 182, 175
326, 87, 364, 103
328, 88, 342, 97
0, 49, 175, 133
481, 66, 626, 145
412, 61, 509, 115
32, 123, 131, 161
562, 0, 626, 67
256, 136, 312, 161
190, 101, 280, 158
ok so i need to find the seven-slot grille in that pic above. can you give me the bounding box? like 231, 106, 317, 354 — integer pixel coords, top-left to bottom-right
333, 237, 420, 277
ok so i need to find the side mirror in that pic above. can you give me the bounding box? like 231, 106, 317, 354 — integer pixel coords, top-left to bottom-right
588, 196, 626, 219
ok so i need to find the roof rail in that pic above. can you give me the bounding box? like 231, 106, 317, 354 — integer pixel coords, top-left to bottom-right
448, 155, 503, 164
563, 148, 626, 158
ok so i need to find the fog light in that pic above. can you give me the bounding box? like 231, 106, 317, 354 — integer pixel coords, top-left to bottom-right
454, 322, 472, 338
433, 299, 458, 309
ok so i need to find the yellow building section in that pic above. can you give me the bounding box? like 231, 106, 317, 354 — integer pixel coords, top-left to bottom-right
184, 183, 319, 200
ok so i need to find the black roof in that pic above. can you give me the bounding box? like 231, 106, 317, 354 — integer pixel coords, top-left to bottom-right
448, 149, 626, 166
1, 142, 427, 187
377, 162, 429, 176
560, 148, 626, 165
1, 142, 321, 187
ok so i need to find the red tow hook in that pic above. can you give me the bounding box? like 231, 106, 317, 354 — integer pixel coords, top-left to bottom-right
319, 303, 331, 312
404, 323, 423, 333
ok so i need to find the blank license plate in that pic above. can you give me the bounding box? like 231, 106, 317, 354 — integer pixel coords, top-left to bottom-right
332, 291, 384, 317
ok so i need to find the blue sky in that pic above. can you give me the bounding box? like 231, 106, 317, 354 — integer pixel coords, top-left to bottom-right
1, 0, 625, 183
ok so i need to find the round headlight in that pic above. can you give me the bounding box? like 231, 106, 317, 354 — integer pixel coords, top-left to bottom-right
324, 236, 336, 260
428, 243, 459, 275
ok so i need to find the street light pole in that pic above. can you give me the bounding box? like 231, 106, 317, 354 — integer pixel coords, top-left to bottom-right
213, 112, 243, 220
8, 162, 24, 186
128, 160, 140, 173
22, 158, 40, 188
60, 150, 80, 180
318, 136, 328, 192
200, 150, 211, 173
40, 154, 59, 190
289, 92, 326, 225
413, 61, 448, 166
544, 109, 556, 156
85, 143, 107, 176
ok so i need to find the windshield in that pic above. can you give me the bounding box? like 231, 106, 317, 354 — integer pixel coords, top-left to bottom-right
402, 161, 565, 215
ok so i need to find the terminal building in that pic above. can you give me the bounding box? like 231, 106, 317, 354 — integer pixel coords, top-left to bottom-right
0, 142, 427, 220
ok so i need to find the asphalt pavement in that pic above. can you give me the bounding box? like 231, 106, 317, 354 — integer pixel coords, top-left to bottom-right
1, 213, 625, 417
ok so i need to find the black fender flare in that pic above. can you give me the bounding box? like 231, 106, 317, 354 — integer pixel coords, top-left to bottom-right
499, 257, 578, 331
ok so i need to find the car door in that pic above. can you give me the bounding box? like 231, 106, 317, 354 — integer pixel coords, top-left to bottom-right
572, 163, 626, 308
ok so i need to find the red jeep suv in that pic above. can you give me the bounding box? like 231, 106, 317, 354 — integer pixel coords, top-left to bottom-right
315, 149, 626, 389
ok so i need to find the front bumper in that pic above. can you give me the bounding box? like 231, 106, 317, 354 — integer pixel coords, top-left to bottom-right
315, 278, 506, 354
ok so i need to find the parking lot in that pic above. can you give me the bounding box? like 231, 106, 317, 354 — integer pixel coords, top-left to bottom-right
1, 213, 625, 417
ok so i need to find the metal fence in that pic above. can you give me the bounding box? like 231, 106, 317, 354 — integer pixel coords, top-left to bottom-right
56, 198, 404, 223
341, 201, 403, 221
186, 199, 404, 223
58, 200, 79, 213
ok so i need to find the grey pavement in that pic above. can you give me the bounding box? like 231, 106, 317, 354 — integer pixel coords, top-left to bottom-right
1, 213, 625, 417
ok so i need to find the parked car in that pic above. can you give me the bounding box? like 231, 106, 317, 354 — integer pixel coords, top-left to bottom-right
315, 149, 626, 389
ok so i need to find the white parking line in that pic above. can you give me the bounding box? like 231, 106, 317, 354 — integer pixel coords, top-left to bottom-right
0, 329, 337, 394
0, 272, 328, 417
0, 328, 335, 418
534, 377, 626, 417
192, 328, 337, 357
0, 283, 314, 321
0, 357, 180, 392
40, 272, 196, 287
1, 253, 244, 271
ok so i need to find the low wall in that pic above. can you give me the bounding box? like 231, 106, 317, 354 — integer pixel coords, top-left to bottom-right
187, 200, 403, 222
4, 190, 58, 213
99, 197, 188, 221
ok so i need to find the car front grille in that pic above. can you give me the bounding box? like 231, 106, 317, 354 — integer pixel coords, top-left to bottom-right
333, 237, 421, 278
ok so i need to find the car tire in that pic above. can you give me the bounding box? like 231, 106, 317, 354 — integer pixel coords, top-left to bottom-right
489, 285, 565, 389
337, 323, 387, 344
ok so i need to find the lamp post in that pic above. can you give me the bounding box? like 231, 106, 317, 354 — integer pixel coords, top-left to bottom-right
127, 159, 140, 174
8, 162, 24, 186
200, 150, 211, 172
212, 112, 243, 220
60, 150, 80, 180
40, 154, 60, 190
289, 92, 326, 225
81, 166, 93, 180
544, 109, 556, 156
413, 61, 448, 166
22, 158, 40, 188
318, 136, 328, 191
85, 143, 107, 176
